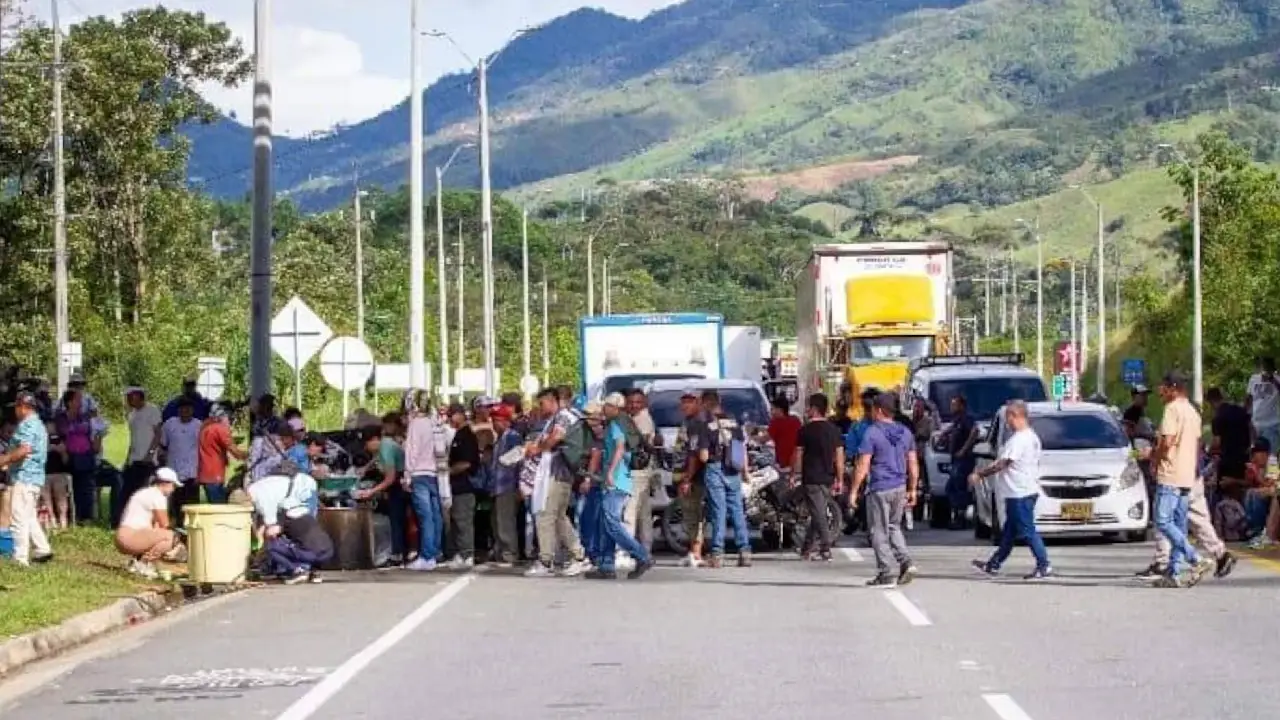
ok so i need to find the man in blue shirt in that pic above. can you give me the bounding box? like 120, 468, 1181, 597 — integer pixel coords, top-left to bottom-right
588, 393, 653, 580
0, 392, 53, 566
850, 393, 920, 589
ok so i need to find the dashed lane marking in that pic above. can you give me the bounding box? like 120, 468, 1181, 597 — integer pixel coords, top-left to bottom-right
982, 693, 1035, 720
839, 547, 863, 562
882, 589, 931, 626
275, 575, 474, 720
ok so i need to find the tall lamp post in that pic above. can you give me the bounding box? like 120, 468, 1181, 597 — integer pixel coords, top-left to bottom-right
1015, 217, 1044, 378
1159, 144, 1204, 405
435, 142, 475, 401
248, 0, 274, 402
1071, 184, 1107, 396
407, 0, 428, 389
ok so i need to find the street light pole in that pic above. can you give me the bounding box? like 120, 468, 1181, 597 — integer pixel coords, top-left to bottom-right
248, 0, 273, 402
587, 232, 595, 317
435, 143, 474, 402
478, 55, 496, 396
1070, 259, 1078, 400
1016, 217, 1044, 378
1073, 185, 1107, 395
1192, 167, 1203, 405
602, 257, 609, 316
456, 222, 464, 379
542, 268, 550, 386
408, 0, 427, 389
522, 207, 531, 387
354, 184, 366, 405
51, 0, 70, 394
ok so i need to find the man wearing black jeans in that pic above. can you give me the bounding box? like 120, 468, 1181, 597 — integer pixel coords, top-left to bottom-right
792, 393, 844, 562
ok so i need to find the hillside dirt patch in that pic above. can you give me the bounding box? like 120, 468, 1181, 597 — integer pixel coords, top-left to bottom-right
741, 155, 920, 200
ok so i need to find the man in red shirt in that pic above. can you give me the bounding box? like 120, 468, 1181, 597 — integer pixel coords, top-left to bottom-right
768, 397, 803, 476
197, 404, 247, 504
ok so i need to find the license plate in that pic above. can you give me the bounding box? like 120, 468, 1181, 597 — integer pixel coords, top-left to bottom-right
1060, 501, 1093, 521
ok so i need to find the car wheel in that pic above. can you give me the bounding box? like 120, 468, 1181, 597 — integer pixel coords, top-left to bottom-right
661, 503, 689, 556
929, 495, 950, 529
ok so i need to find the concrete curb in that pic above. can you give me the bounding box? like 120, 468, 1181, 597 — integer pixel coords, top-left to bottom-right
0, 591, 172, 678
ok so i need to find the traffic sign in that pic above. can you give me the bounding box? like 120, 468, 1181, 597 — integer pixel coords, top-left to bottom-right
59, 341, 82, 370
1052, 373, 1068, 401
319, 337, 374, 392
270, 296, 333, 371
1121, 358, 1146, 386
519, 374, 540, 396
455, 368, 500, 393
1053, 341, 1079, 375
197, 367, 225, 401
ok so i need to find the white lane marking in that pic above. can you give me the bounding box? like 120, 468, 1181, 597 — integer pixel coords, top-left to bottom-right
983, 693, 1035, 720
839, 547, 863, 562
275, 575, 474, 720
882, 589, 931, 626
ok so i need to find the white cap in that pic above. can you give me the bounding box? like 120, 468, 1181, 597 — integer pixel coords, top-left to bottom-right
604, 392, 627, 409
154, 467, 183, 485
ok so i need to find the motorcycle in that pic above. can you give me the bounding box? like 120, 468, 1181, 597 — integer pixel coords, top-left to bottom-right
659, 436, 842, 554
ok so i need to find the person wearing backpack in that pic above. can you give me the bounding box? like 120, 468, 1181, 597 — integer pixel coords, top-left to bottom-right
585, 393, 653, 580
624, 389, 658, 553
701, 389, 753, 569
524, 388, 590, 578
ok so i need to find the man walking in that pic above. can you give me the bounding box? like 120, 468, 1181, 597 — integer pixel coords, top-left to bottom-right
121, 387, 162, 525
587, 394, 653, 580
624, 389, 657, 553
0, 392, 53, 566
525, 388, 590, 577
850, 393, 919, 588
403, 389, 448, 572
677, 389, 710, 567
940, 395, 979, 530
970, 400, 1052, 580
1146, 371, 1216, 588
792, 393, 843, 562
702, 389, 753, 568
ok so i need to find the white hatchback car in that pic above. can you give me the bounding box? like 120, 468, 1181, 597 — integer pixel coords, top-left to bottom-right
972, 402, 1149, 544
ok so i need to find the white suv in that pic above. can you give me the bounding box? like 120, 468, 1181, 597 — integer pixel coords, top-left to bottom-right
971, 401, 1149, 543
900, 355, 1047, 528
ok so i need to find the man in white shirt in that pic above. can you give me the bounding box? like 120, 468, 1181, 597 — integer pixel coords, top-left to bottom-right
122, 388, 162, 516
1247, 357, 1280, 451
968, 400, 1053, 580
159, 398, 203, 527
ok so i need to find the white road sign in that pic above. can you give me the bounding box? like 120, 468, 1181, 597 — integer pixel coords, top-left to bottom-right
197, 367, 226, 401
319, 337, 375, 392
59, 341, 83, 370
455, 368, 500, 393
270, 296, 333, 370
375, 364, 412, 391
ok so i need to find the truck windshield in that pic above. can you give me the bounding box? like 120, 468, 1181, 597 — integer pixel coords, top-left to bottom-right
930, 377, 1047, 422
648, 388, 770, 428
848, 336, 933, 366
603, 374, 703, 396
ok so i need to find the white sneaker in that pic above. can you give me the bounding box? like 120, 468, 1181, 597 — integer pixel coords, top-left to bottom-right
1247, 534, 1277, 551
524, 563, 554, 577
405, 557, 437, 572
559, 559, 590, 577
615, 552, 636, 572
130, 560, 158, 579
678, 553, 703, 568
447, 556, 474, 571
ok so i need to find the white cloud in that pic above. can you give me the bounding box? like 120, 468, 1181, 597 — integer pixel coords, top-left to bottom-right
41, 0, 686, 137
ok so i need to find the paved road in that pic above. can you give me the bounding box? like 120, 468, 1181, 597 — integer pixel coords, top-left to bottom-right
2, 529, 1276, 720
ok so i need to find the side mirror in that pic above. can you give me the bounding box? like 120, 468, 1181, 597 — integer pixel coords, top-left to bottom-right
973, 442, 995, 460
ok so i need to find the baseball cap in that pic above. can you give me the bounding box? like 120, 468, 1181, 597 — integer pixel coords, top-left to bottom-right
472, 395, 499, 409
68, 372, 86, 385
1161, 370, 1190, 389
154, 467, 183, 485
1131, 383, 1150, 395
680, 389, 699, 399
14, 390, 38, 408
603, 392, 626, 409
873, 393, 898, 414
584, 400, 604, 416
490, 404, 514, 422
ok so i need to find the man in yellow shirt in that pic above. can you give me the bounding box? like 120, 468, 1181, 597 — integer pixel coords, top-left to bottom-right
1147, 371, 1216, 588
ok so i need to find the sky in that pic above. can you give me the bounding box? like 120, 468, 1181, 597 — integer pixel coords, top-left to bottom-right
38, 0, 684, 137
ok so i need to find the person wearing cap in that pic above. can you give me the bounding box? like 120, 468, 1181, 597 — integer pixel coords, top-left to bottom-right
445, 402, 480, 569
625, 389, 658, 553
676, 389, 710, 567
488, 404, 523, 567
122, 387, 163, 520
195, 402, 248, 508
586, 393, 653, 580
1247, 357, 1280, 452
1125, 384, 1155, 441
1146, 370, 1217, 587
794, 392, 843, 562
0, 391, 53, 566
470, 396, 499, 552
61, 372, 100, 417
402, 389, 450, 571
355, 414, 409, 562
699, 389, 752, 569
162, 377, 209, 422
524, 387, 590, 577
850, 392, 919, 588
115, 467, 183, 578
577, 399, 608, 568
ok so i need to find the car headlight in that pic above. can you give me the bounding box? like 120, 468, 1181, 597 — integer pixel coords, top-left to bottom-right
1118, 460, 1143, 490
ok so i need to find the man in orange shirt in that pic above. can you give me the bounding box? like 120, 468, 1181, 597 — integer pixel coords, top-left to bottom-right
197, 404, 247, 504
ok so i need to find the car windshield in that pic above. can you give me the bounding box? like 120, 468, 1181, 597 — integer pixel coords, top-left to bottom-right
648, 388, 770, 428
1030, 413, 1129, 450
848, 336, 933, 366
930, 377, 1047, 422
603, 374, 703, 396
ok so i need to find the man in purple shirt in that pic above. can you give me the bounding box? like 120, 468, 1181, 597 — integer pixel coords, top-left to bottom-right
850, 393, 920, 589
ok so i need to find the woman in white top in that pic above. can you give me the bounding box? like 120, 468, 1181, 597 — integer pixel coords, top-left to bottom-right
116, 467, 182, 577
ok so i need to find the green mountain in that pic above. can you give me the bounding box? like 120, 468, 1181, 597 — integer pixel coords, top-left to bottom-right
189, 0, 1280, 216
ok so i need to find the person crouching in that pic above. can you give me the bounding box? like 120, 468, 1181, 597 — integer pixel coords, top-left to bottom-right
240, 472, 332, 585
115, 466, 185, 578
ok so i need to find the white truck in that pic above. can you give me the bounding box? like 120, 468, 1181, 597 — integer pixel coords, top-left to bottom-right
796, 241, 955, 418
724, 325, 763, 382
578, 313, 726, 398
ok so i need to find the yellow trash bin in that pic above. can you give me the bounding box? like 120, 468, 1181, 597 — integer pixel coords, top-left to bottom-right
185, 504, 254, 584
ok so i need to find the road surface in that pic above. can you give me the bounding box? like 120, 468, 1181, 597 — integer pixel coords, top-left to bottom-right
2, 530, 1276, 720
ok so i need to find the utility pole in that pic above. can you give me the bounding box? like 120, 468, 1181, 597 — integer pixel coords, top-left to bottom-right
435, 168, 449, 401
1095, 200, 1106, 397
456, 222, 464, 377
1081, 265, 1089, 381
542, 268, 550, 386
478, 55, 496, 396
1009, 249, 1019, 353
354, 181, 366, 405
587, 231, 596, 317
248, 0, 273, 402
408, 0, 427, 389
602, 257, 610, 316
51, 0, 70, 394
1191, 167, 1203, 406
521, 207, 531, 392
1070, 260, 1078, 400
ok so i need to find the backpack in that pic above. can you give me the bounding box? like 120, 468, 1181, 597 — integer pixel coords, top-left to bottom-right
712, 414, 747, 475
557, 410, 593, 471
616, 414, 653, 471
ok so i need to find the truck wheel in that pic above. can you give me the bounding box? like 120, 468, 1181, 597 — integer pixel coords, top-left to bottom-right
661, 503, 689, 556
929, 496, 950, 529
